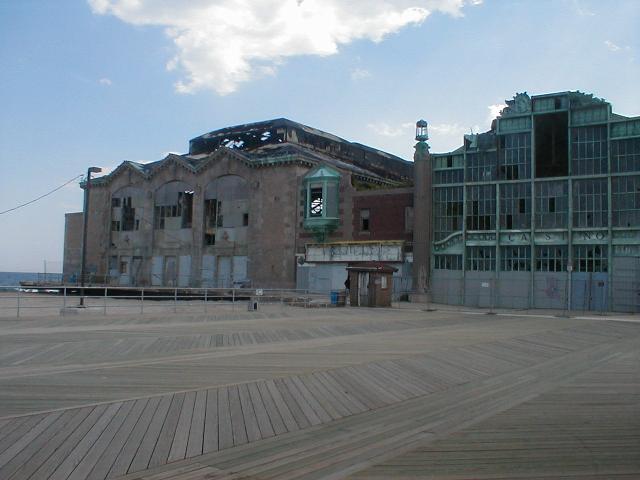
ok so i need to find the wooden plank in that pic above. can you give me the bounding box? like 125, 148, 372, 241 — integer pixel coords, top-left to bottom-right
228, 385, 248, 446
272, 378, 311, 429
0, 411, 63, 469
217, 387, 234, 450
47, 402, 123, 480
0, 413, 46, 455
247, 382, 275, 439
7, 406, 95, 480
291, 375, 337, 422
86, 397, 150, 480
186, 389, 207, 458
202, 389, 218, 454
238, 384, 261, 442
67, 401, 136, 480
28, 405, 109, 480
255, 381, 288, 435
168, 391, 196, 462
0, 409, 76, 480
313, 371, 368, 415
107, 396, 161, 478
300, 374, 349, 419
128, 395, 172, 473
148, 393, 185, 468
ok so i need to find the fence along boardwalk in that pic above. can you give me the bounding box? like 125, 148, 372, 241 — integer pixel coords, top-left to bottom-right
0, 308, 638, 479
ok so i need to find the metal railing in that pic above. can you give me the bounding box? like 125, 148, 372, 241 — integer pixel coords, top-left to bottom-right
0, 286, 350, 318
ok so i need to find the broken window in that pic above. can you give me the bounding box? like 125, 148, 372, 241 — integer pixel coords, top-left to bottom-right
536, 246, 567, 272
466, 246, 495, 271
466, 151, 497, 182
434, 186, 463, 240
498, 133, 531, 180
572, 178, 608, 228
112, 188, 143, 235
466, 185, 495, 231
434, 154, 464, 184
535, 112, 568, 177
571, 125, 608, 175
499, 182, 531, 229
500, 246, 531, 271
154, 181, 194, 230
434, 254, 462, 270
309, 186, 324, 217
611, 138, 640, 173
612, 175, 640, 227
574, 245, 608, 272
203, 175, 249, 246
535, 181, 568, 228
360, 209, 370, 231
119, 261, 128, 274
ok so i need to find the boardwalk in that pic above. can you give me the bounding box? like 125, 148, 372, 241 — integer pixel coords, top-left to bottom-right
0, 305, 638, 479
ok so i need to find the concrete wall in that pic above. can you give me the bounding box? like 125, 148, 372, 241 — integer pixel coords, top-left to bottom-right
62, 212, 83, 281
84, 155, 314, 288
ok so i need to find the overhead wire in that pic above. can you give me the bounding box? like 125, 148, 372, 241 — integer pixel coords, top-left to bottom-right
0, 174, 84, 215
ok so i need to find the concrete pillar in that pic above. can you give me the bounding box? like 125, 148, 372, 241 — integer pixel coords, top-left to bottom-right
411, 140, 432, 302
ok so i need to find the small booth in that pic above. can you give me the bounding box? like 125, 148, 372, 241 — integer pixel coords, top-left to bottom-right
346, 262, 397, 307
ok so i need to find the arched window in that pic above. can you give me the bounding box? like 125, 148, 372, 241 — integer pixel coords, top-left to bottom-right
203, 175, 249, 245
111, 186, 144, 232
154, 181, 194, 230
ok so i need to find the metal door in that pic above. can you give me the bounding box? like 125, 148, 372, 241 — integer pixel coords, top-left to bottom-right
164, 256, 177, 287
202, 255, 216, 287
358, 272, 369, 307
178, 255, 191, 287
232, 256, 248, 285
131, 256, 143, 286
217, 256, 232, 288
118, 256, 131, 286
571, 272, 608, 311
151, 256, 163, 286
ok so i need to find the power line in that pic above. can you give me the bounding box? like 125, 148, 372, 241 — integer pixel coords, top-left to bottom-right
0, 174, 83, 215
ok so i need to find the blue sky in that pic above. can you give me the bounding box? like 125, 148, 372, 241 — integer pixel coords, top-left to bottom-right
1, 0, 639, 272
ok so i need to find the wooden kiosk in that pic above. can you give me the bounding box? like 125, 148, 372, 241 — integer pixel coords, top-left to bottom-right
346, 262, 397, 307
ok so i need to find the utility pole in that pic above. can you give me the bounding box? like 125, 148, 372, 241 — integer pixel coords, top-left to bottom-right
79, 166, 102, 307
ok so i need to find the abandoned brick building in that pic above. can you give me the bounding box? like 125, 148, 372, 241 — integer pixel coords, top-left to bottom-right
63, 119, 415, 291
426, 91, 640, 312
63, 90, 640, 311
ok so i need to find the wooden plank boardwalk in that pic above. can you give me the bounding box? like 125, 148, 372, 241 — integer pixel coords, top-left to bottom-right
0, 306, 638, 479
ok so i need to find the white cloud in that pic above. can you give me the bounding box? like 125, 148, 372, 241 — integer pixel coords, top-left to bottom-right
604, 40, 621, 52
350, 68, 371, 81
89, 0, 481, 95
572, 0, 595, 16
367, 121, 414, 138
487, 103, 506, 123
98, 77, 113, 86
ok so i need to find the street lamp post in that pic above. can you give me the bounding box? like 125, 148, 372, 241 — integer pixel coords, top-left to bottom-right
79, 166, 102, 307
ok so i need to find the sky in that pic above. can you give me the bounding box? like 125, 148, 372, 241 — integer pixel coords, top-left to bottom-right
1, 0, 639, 272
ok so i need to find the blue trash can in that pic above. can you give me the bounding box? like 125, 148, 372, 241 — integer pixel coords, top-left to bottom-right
330, 291, 339, 305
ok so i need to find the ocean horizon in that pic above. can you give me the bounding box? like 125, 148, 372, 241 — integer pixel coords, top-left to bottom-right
0, 271, 63, 287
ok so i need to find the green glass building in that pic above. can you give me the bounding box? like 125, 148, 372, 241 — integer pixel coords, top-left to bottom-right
429, 91, 640, 312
